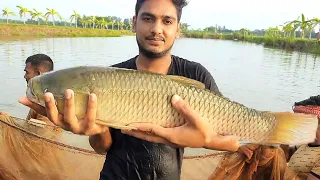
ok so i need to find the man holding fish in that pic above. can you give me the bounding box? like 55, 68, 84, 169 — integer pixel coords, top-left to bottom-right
19, 0, 241, 179
18, 0, 318, 179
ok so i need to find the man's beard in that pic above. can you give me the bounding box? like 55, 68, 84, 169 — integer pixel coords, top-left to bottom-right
137, 37, 173, 59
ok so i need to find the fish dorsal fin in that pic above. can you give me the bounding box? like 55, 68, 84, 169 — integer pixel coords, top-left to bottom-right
166, 75, 205, 89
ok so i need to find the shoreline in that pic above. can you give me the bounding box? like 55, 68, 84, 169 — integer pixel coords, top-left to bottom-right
1, 24, 320, 55
0, 23, 135, 38
181, 32, 320, 55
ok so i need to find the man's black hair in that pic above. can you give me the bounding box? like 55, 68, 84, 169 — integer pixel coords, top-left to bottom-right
135, 0, 188, 22
25, 54, 54, 71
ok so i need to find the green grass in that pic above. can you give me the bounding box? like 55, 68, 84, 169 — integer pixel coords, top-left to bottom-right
0, 23, 135, 38
243, 36, 320, 54
182, 31, 320, 55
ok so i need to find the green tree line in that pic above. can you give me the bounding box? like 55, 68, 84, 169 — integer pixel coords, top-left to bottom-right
1, 6, 133, 30
182, 14, 320, 40
2, 6, 320, 40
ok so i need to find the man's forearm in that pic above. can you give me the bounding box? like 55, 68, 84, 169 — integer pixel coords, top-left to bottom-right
89, 130, 112, 154
203, 134, 240, 152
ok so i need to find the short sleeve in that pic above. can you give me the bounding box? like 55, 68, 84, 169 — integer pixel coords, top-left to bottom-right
196, 63, 222, 96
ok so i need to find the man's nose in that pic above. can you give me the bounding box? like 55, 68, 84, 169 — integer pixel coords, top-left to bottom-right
150, 20, 163, 34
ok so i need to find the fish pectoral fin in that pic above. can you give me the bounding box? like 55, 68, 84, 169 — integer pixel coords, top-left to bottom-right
166, 75, 205, 89
95, 120, 137, 130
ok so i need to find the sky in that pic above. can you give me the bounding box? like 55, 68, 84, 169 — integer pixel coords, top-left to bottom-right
1, 0, 319, 31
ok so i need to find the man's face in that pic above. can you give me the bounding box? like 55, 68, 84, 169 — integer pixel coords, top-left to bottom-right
133, 0, 181, 58
24, 62, 39, 83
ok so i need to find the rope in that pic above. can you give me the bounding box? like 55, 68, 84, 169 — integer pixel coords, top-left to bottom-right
0, 115, 226, 159
0, 116, 104, 156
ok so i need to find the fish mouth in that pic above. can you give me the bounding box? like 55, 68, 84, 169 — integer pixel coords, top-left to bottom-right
26, 80, 44, 107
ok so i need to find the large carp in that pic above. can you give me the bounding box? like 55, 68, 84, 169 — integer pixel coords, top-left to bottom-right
26, 66, 318, 145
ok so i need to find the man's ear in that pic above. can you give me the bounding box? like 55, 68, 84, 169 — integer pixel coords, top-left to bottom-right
36, 70, 42, 75
132, 16, 137, 33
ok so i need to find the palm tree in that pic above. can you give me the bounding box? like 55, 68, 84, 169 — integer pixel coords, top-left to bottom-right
2, 7, 15, 24
306, 21, 316, 39
78, 17, 86, 28
310, 18, 320, 40
45, 8, 62, 26
265, 27, 281, 38
119, 21, 125, 30
29, 9, 43, 25
16, 5, 29, 25
283, 21, 300, 38
85, 17, 91, 28
280, 24, 293, 38
104, 18, 109, 29
70, 10, 80, 28
91, 16, 96, 29
100, 18, 107, 29
286, 14, 311, 39
109, 20, 115, 30
116, 20, 123, 30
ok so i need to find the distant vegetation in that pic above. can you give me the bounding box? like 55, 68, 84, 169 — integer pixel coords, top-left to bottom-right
1, 6, 135, 37
181, 14, 320, 54
1, 6, 320, 54
1, 6, 134, 30
0, 24, 134, 37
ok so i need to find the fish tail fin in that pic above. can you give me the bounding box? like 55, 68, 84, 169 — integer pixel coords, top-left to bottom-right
265, 112, 318, 145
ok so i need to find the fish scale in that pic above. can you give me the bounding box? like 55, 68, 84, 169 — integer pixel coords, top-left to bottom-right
27, 66, 318, 145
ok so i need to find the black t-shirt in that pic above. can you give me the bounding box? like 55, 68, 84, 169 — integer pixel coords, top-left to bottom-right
100, 55, 221, 180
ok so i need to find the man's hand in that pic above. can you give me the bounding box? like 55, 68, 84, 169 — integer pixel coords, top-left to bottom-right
18, 89, 108, 136
122, 95, 240, 152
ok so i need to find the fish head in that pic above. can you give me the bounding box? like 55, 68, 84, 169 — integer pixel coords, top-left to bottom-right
26, 75, 46, 107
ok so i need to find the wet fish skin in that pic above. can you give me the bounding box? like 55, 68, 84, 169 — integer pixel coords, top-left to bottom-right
26, 66, 318, 145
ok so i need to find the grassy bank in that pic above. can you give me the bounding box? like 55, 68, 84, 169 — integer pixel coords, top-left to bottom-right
0, 23, 135, 38
183, 31, 320, 55
243, 36, 320, 55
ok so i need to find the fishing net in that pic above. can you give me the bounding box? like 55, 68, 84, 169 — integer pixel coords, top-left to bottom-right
0, 114, 300, 180
0, 114, 105, 180
208, 144, 301, 180
293, 105, 320, 117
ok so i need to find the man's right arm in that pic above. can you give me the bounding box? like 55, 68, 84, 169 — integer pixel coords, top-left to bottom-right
89, 129, 113, 154
18, 90, 113, 153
